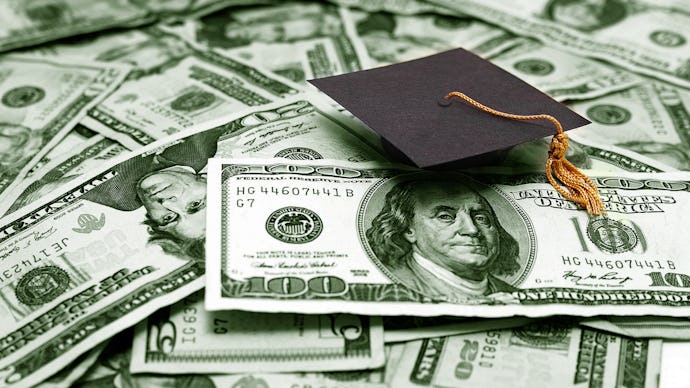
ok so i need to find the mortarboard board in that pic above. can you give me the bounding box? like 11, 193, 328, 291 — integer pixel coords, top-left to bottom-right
308, 48, 590, 169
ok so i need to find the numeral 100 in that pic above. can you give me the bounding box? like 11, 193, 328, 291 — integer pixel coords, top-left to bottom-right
647, 272, 690, 288
246, 276, 347, 296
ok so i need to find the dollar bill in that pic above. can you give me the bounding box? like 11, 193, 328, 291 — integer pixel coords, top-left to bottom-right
164, 1, 371, 84
487, 39, 640, 101
76, 28, 301, 149
342, 8, 515, 66
581, 316, 690, 339
0, 121, 214, 387
429, 0, 690, 89
212, 94, 384, 162
390, 320, 661, 388
569, 82, 690, 171
0, 55, 130, 201
131, 290, 384, 373
2, 131, 128, 216
78, 329, 398, 388
0, 0, 151, 53
0, 95, 383, 386
24, 125, 102, 171
3, 125, 104, 197
477, 133, 676, 175
207, 158, 690, 317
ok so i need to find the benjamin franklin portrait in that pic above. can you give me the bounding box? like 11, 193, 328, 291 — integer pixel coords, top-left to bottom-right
365, 175, 527, 303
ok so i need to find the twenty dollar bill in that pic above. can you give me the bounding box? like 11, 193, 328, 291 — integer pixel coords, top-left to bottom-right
392, 321, 660, 388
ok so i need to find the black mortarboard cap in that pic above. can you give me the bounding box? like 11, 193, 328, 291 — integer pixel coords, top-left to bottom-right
308, 48, 590, 168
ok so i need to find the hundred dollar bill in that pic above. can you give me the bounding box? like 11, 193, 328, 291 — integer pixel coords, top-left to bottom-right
0, 55, 130, 201
0, 0, 151, 53
207, 158, 690, 317
131, 290, 384, 373
429, 0, 690, 89
391, 320, 661, 388
164, 2, 370, 84
342, 8, 515, 67
487, 39, 640, 101
569, 82, 690, 171
78, 28, 301, 149
581, 316, 690, 339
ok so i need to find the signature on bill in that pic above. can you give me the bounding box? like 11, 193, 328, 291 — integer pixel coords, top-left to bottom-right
562, 270, 633, 286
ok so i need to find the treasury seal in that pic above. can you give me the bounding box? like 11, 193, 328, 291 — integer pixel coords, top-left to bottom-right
15, 266, 70, 306
649, 30, 686, 47
274, 147, 323, 160
266, 206, 323, 244
587, 218, 638, 253
2, 86, 45, 108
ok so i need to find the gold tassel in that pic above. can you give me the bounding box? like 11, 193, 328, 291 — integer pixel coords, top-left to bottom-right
445, 91, 606, 216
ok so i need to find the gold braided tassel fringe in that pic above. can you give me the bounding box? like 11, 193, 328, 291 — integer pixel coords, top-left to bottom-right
445, 91, 606, 216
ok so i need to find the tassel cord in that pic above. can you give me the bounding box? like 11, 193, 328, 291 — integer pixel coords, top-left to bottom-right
444, 91, 606, 216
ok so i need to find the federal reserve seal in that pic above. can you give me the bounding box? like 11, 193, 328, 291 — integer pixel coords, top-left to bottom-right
586, 104, 631, 125
266, 206, 323, 244
2, 86, 45, 108
513, 59, 555, 76
274, 147, 323, 160
649, 30, 686, 47
15, 266, 70, 306
170, 90, 216, 112
587, 218, 638, 253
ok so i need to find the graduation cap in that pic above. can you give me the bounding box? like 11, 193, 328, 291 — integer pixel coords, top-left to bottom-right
309, 48, 605, 216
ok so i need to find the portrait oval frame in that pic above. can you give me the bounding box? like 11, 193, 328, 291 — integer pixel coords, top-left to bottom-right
357, 172, 536, 289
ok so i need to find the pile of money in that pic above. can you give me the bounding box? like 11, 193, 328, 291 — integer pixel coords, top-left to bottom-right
0, 0, 688, 387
